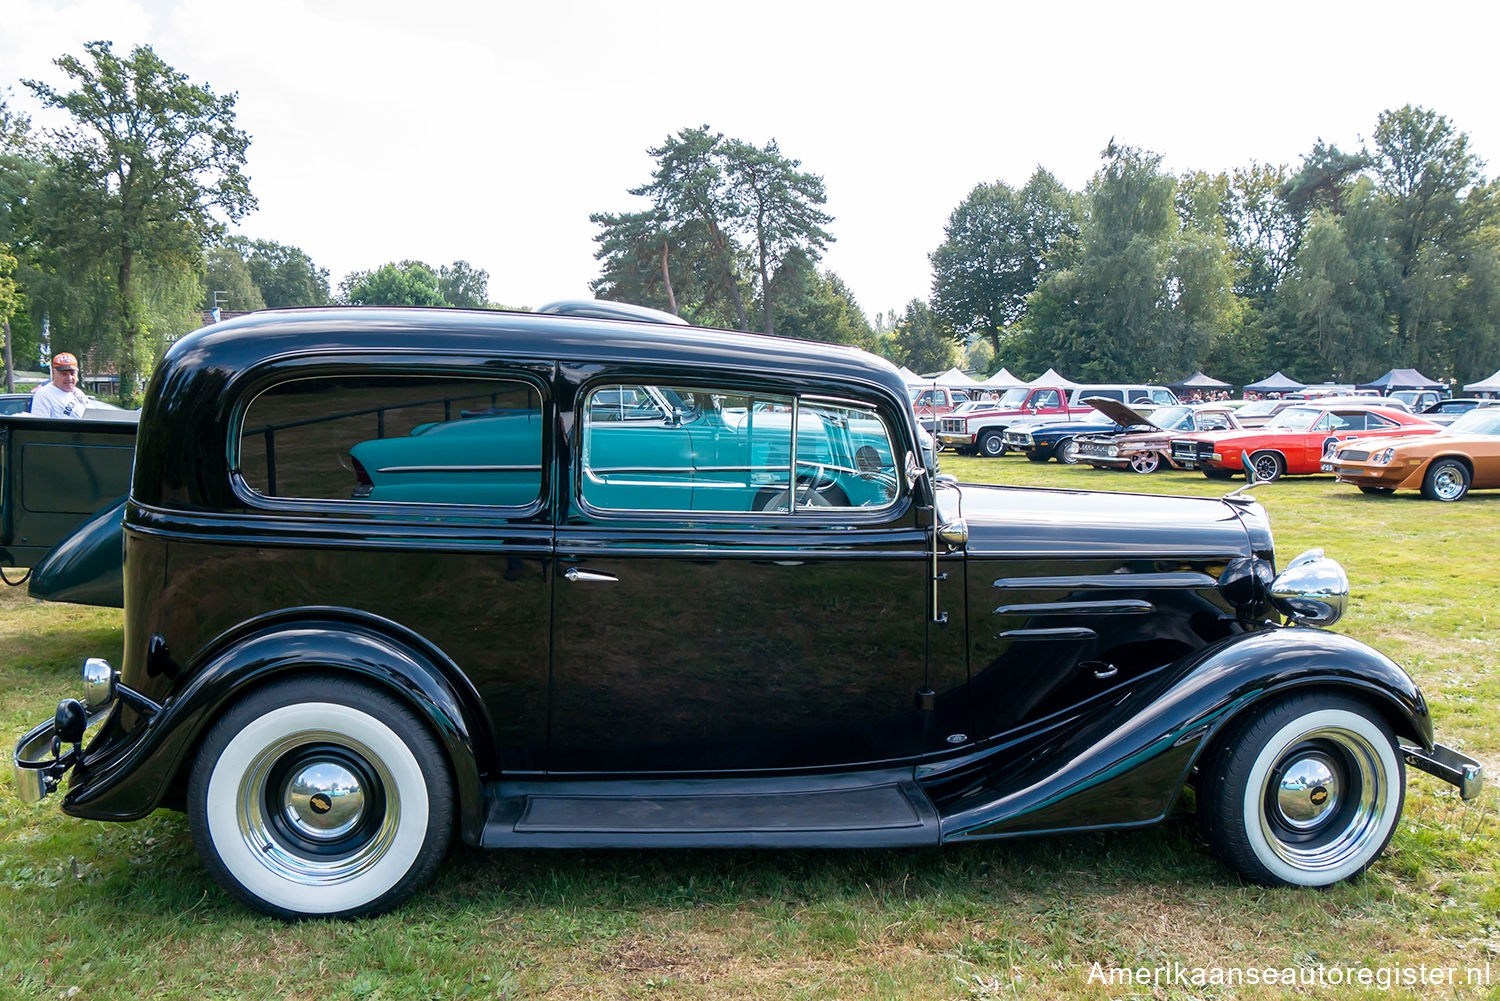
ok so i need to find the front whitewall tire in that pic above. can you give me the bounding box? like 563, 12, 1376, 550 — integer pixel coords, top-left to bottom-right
1239, 709, 1403, 886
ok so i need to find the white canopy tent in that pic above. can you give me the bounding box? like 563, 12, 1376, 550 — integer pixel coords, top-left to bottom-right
934, 367, 981, 388
1028, 367, 1079, 389
896, 366, 923, 384
981, 367, 1025, 387
1464, 368, 1500, 395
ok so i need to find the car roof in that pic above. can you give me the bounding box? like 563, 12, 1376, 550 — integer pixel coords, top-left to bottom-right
138, 307, 917, 509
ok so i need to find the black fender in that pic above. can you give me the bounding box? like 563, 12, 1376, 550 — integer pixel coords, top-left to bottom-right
27, 496, 126, 607
934, 626, 1430, 841
63, 611, 490, 845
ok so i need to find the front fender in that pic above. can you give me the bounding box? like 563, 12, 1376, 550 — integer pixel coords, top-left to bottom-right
935, 626, 1431, 841
62, 614, 488, 844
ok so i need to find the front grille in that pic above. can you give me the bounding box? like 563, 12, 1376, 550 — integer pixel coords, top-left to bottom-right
940, 418, 965, 434
1171, 439, 1202, 462
1340, 449, 1370, 462
1004, 432, 1032, 447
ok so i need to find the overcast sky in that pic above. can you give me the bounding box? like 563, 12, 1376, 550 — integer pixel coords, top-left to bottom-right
4, 0, 1497, 321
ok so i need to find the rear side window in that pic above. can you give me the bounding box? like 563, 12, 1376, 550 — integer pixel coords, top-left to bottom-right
239, 375, 543, 507
579, 383, 899, 514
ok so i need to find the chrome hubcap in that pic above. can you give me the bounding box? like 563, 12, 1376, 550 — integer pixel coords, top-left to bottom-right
1259, 729, 1386, 873
1274, 753, 1340, 830
1433, 467, 1464, 500
237, 732, 400, 886
284, 760, 366, 840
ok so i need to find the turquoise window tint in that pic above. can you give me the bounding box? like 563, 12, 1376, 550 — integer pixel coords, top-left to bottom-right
240, 375, 542, 507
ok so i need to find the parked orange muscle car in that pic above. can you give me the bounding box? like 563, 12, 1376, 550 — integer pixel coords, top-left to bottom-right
1325, 407, 1500, 501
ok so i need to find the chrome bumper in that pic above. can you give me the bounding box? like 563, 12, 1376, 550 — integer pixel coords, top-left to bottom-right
12, 658, 157, 804
1404, 743, 1485, 800
12, 703, 106, 804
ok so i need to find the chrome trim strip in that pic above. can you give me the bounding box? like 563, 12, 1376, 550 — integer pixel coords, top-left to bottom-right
995, 627, 1098, 641
993, 599, 1155, 616
992, 572, 1217, 590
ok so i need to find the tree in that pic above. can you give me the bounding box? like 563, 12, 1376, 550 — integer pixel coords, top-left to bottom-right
632, 126, 750, 329
1371, 105, 1481, 362
203, 243, 265, 312
26, 41, 255, 400
438, 260, 490, 308
245, 239, 330, 307
721, 138, 833, 335
605, 125, 835, 333
766, 257, 874, 349
890, 299, 956, 373
930, 168, 1079, 354
1019, 143, 1242, 381
339, 260, 445, 306
0, 90, 34, 390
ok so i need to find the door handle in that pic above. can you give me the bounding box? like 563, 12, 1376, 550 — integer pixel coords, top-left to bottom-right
563, 568, 618, 583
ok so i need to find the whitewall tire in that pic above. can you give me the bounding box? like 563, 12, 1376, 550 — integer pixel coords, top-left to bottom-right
188, 677, 454, 918
1199, 694, 1404, 887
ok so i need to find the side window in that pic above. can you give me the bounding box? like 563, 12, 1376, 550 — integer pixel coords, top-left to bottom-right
1199, 413, 1230, 431
1313, 413, 1337, 432
1150, 389, 1176, 405
579, 383, 900, 515
1032, 390, 1060, 409
1364, 413, 1395, 429
1091, 389, 1126, 403
239, 375, 542, 507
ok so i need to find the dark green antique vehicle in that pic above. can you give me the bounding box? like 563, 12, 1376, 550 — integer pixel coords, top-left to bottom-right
13, 306, 1482, 919
0, 409, 137, 606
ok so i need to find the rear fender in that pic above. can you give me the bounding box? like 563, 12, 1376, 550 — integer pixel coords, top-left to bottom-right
63, 612, 489, 844
936, 627, 1430, 841
27, 497, 126, 607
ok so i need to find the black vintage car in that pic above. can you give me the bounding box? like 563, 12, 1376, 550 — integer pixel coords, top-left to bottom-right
13, 307, 1482, 919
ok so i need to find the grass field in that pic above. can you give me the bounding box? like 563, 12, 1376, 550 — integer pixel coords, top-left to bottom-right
2, 457, 1496, 1000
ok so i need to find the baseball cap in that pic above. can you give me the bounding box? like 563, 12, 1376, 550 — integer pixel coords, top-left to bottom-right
51, 352, 78, 370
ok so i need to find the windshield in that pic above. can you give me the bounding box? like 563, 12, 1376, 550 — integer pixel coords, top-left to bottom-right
1237, 400, 1282, 417
998, 387, 1030, 407
1148, 406, 1194, 430
1442, 409, 1500, 436
1265, 407, 1322, 431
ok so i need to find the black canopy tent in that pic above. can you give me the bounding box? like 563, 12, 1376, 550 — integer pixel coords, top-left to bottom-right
1242, 371, 1305, 393
1169, 371, 1232, 391
1357, 368, 1445, 392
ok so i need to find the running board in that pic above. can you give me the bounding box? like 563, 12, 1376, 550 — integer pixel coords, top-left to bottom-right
480, 769, 941, 849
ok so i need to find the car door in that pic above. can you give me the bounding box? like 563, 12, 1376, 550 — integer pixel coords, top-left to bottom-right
549, 376, 955, 773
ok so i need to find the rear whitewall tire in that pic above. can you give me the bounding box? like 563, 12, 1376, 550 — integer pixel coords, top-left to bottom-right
188, 678, 454, 918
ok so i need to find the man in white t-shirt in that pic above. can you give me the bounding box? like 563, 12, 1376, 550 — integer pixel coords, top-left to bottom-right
30, 352, 91, 419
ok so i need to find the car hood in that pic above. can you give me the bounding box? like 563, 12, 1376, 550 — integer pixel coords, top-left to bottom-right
1346, 431, 1498, 454
952, 482, 1260, 559
1082, 397, 1156, 429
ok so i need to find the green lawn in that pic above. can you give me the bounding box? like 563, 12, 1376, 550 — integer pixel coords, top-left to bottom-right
2, 458, 1495, 1000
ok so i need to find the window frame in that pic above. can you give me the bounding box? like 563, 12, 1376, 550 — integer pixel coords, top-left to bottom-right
228, 359, 552, 520
571, 375, 912, 524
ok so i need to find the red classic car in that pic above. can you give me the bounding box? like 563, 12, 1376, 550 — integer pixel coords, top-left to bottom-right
1169, 403, 1441, 481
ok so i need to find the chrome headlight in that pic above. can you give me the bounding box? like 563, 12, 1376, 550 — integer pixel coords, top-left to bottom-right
82, 658, 117, 708
1107, 445, 1119, 457
1270, 549, 1349, 627
1372, 447, 1396, 465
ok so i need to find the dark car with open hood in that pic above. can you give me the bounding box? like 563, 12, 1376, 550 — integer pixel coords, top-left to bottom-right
13, 306, 1481, 919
